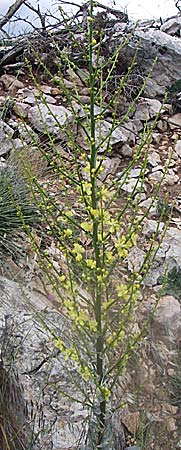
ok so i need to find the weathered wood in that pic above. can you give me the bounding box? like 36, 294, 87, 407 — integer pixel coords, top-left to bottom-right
0, 42, 25, 68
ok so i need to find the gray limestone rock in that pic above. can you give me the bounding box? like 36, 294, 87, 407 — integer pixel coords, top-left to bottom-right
0, 277, 86, 450
0, 120, 14, 156
28, 103, 74, 138
133, 98, 161, 121
160, 17, 181, 36
152, 295, 181, 343
111, 28, 181, 97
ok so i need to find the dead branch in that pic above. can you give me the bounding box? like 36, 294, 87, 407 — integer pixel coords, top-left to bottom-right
0, 0, 26, 30
24, 1, 46, 33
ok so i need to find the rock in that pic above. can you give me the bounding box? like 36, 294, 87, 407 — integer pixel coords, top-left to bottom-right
175, 140, 181, 157
152, 295, 181, 343
148, 151, 161, 166
0, 276, 86, 450
121, 412, 140, 435
9, 80, 25, 97
127, 247, 145, 272
152, 132, 162, 144
0, 120, 14, 156
119, 120, 139, 145
0, 95, 7, 106
139, 197, 157, 215
51, 87, 62, 96
41, 94, 57, 104
120, 143, 133, 157
142, 219, 165, 237
165, 169, 179, 184
148, 170, 163, 182
67, 68, 84, 86
113, 28, 181, 97
39, 84, 52, 94
116, 167, 146, 193
78, 119, 128, 152
164, 228, 181, 268
157, 119, 168, 132
99, 157, 121, 180
119, 178, 145, 194
133, 98, 161, 121
79, 87, 90, 96
116, 169, 145, 195
149, 167, 179, 185
13, 101, 30, 118
125, 447, 141, 450
61, 78, 74, 89
28, 103, 74, 137
168, 113, 181, 129
144, 227, 181, 286
79, 95, 91, 104
160, 17, 181, 36
151, 164, 164, 173
18, 122, 39, 144
0, 74, 24, 93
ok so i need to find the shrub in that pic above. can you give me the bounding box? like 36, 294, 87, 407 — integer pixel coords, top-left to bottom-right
0, 163, 39, 258
15, 1, 173, 447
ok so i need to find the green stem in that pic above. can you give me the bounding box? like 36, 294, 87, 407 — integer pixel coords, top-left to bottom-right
89, 1, 106, 445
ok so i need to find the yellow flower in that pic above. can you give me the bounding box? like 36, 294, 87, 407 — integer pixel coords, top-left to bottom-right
86, 259, 96, 269
72, 243, 85, 255
81, 222, 92, 232
64, 228, 72, 237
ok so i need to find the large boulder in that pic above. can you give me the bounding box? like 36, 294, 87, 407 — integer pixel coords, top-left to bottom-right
0, 277, 85, 450
111, 24, 181, 97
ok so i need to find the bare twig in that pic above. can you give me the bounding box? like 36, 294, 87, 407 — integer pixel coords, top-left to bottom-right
24, 1, 46, 33
0, 0, 26, 30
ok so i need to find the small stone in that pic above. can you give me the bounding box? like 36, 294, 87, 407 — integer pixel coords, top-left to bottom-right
13, 102, 30, 118
79, 95, 90, 104
175, 140, 181, 157
9, 80, 24, 96
0, 120, 14, 156
120, 143, 133, 157
134, 98, 161, 121
148, 171, 163, 182
152, 164, 164, 172
99, 157, 121, 180
129, 168, 142, 177
157, 119, 168, 132
0, 96, 6, 106
127, 247, 145, 272
0, 74, 14, 89
148, 152, 161, 166
168, 113, 181, 129
51, 87, 62, 96
28, 103, 74, 138
139, 197, 157, 215
39, 84, 52, 94
160, 16, 181, 35
42, 94, 56, 104
152, 132, 162, 144
125, 447, 141, 450
122, 412, 140, 435
79, 87, 90, 95
165, 171, 179, 185
153, 295, 181, 343
142, 219, 165, 237
120, 178, 145, 193
18, 123, 39, 144
55, 77, 74, 89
